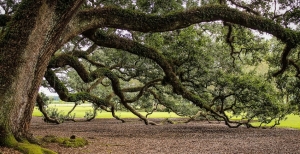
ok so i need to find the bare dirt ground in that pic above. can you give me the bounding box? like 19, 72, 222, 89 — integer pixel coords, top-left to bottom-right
1, 117, 300, 154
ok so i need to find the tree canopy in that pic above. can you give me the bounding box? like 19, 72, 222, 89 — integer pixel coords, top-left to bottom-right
1, 0, 300, 153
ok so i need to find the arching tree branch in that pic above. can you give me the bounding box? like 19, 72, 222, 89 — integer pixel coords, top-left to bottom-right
273, 44, 294, 76
83, 30, 224, 116
44, 68, 108, 106
67, 5, 300, 46
36, 94, 60, 124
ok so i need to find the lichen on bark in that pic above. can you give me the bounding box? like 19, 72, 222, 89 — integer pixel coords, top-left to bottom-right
0, 0, 84, 153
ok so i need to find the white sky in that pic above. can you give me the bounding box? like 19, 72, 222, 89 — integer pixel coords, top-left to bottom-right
39, 87, 58, 96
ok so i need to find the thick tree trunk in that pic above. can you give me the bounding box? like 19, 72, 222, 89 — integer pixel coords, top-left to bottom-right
0, 0, 83, 150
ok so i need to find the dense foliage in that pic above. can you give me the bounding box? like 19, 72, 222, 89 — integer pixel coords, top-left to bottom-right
2, 0, 300, 128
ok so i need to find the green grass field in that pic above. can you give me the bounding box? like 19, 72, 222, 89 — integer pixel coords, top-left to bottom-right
33, 104, 181, 119
33, 104, 300, 129
249, 114, 300, 129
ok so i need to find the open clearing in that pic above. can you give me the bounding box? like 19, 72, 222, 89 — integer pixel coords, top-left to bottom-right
13, 117, 300, 153
2, 116, 300, 153
2, 117, 300, 154
32, 104, 300, 129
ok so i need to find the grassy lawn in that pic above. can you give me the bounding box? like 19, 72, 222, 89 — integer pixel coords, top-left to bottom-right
224, 113, 300, 129
33, 104, 300, 129
32, 104, 181, 119
279, 114, 300, 129
249, 114, 300, 129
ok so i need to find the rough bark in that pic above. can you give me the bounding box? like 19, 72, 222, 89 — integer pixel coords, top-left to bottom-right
0, 1, 299, 152
70, 5, 300, 45
0, 0, 83, 152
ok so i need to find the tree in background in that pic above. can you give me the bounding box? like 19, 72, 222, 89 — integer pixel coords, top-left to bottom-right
1, 0, 300, 153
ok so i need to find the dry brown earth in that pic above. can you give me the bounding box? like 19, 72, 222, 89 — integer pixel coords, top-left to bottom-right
1, 117, 300, 154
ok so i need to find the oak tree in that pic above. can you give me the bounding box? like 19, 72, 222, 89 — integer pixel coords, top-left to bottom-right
1, 0, 300, 153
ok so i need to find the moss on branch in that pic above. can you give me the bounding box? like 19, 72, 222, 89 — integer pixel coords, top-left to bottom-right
49, 54, 92, 82
44, 69, 107, 106
76, 5, 300, 45
84, 30, 214, 114
0, 0, 42, 92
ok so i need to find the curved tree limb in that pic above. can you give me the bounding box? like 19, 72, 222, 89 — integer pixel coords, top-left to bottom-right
0, 3, 290, 47
67, 5, 300, 46
48, 52, 160, 124
110, 106, 125, 123
99, 72, 161, 125
36, 94, 60, 124
44, 68, 108, 106
64, 102, 78, 122
85, 106, 97, 122
83, 29, 210, 109
273, 44, 294, 76
124, 79, 161, 103
84, 30, 262, 127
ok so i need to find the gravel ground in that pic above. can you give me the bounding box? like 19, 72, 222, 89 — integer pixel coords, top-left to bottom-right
1, 117, 300, 154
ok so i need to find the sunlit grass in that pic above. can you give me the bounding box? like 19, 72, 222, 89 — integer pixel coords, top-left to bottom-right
32, 104, 181, 119
250, 114, 300, 130
33, 104, 300, 129
223, 112, 300, 130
